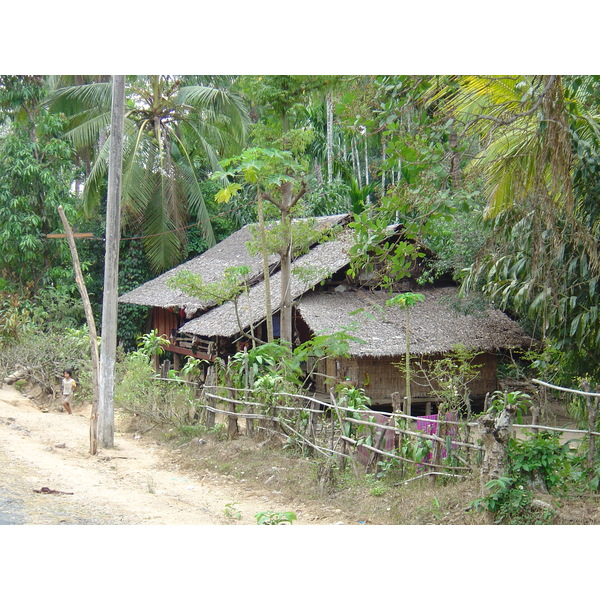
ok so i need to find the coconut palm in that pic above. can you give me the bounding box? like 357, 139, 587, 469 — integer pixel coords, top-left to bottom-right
47, 75, 250, 272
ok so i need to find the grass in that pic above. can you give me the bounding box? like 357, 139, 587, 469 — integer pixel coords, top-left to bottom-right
162, 426, 488, 525
117, 409, 600, 525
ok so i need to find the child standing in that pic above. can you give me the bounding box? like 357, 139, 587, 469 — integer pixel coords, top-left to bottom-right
62, 369, 76, 414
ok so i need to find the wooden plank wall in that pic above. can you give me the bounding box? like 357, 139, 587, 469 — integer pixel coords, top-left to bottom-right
153, 307, 179, 339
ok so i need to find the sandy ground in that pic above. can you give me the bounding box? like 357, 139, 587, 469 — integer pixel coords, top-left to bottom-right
1, 384, 596, 598
0, 384, 349, 526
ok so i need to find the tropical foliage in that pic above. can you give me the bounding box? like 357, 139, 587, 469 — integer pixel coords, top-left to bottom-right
0, 76, 80, 291
46, 75, 251, 272
1, 73, 599, 395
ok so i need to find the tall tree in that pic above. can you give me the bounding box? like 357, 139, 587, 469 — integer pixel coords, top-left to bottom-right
431, 75, 600, 381
98, 76, 125, 449
215, 147, 309, 344
0, 76, 79, 291
46, 75, 251, 273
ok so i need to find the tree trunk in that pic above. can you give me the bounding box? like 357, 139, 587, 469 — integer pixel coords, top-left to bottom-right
352, 140, 362, 188
261, 176, 307, 346
364, 131, 370, 204
404, 308, 412, 416
98, 75, 125, 449
243, 349, 254, 437
257, 193, 274, 343
278, 188, 294, 345
279, 243, 293, 344
478, 405, 516, 522
479, 406, 515, 485
381, 138, 387, 193
326, 92, 334, 185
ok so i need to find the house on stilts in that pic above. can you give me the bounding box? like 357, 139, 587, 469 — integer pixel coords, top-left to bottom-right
118, 213, 533, 414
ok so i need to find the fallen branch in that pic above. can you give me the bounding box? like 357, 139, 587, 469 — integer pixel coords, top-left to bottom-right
394, 472, 467, 486
33, 487, 73, 495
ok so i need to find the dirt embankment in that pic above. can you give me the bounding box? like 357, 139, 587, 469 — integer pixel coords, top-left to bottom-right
0, 384, 351, 525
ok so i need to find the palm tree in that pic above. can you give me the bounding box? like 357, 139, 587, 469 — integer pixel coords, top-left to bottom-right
426, 75, 572, 218
432, 75, 600, 379
47, 75, 250, 272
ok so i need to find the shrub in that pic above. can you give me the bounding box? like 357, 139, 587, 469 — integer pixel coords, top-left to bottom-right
115, 353, 196, 429
0, 327, 93, 402
471, 430, 575, 523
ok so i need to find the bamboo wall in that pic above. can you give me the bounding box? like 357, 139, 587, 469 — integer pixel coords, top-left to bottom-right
315, 352, 498, 407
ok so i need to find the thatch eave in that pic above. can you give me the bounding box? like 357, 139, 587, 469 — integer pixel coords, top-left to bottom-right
295, 288, 534, 358
118, 214, 349, 314
179, 229, 356, 338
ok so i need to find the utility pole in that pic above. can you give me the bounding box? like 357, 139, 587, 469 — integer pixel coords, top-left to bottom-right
97, 75, 125, 448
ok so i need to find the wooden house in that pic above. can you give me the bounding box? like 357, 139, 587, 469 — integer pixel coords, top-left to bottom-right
119, 213, 533, 413
118, 214, 350, 363
295, 287, 532, 412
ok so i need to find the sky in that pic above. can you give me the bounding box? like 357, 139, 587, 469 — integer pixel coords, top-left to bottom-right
4, 2, 599, 75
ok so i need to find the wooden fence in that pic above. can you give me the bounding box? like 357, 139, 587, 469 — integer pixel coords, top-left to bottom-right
177, 379, 600, 485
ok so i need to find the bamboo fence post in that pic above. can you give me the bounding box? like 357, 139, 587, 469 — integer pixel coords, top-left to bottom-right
583, 382, 599, 477
330, 403, 335, 454
464, 423, 471, 467
531, 404, 540, 435
330, 389, 348, 471
225, 360, 238, 439
305, 393, 319, 455
243, 349, 255, 438
430, 412, 444, 483
204, 367, 216, 429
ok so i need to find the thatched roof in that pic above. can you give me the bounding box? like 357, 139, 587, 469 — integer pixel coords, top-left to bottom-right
179, 229, 356, 338
120, 212, 533, 356
295, 288, 534, 358
118, 214, 349, 317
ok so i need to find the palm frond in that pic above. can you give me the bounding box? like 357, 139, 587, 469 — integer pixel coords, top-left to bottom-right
121, 144, 157, 227
63, 110, 111, 151
178, 160, 217, 247
177, 85, 250, 143
142, 186, 183, 273
44, 82, 113, 115
81, 136, 110, 216
182, 117, 243, 158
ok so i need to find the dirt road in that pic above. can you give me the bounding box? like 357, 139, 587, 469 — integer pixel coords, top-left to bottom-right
0, 384, 347, 525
